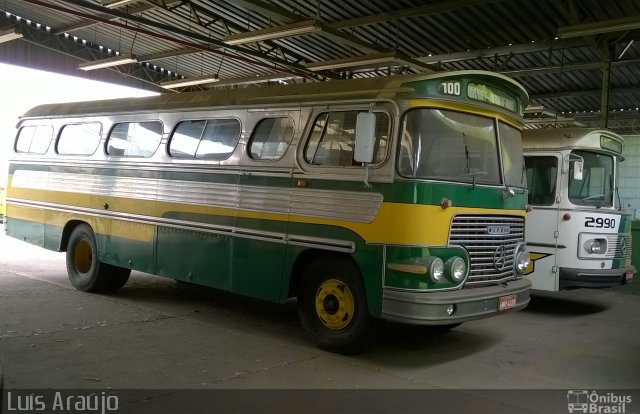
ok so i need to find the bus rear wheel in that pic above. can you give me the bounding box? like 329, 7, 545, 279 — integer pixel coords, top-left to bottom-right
297, 256, 373, 355
66, 224, 130, 293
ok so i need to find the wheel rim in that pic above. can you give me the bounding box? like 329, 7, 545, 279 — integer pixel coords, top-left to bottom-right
315, 278, 355, 331
73, 239, 92, 274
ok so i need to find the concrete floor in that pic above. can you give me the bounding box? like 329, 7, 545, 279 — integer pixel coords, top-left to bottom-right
1, 233, 639, 412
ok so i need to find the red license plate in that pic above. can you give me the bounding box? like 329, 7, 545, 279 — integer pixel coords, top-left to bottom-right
625, 270, 634, 282
499, 294, 517, 311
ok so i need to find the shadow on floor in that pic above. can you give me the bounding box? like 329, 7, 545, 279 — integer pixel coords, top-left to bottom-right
524, 293, 609, 316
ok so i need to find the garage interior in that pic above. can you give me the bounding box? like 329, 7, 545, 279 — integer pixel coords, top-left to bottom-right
0, 0, 639, 411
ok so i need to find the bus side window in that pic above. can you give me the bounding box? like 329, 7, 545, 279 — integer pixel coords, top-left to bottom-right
57, 123, 102, 155
107, 121, 162, 158
248, 117, 294, 161
15, 125, 53, 154
169, 118, 241, 160
303, 111, 389, 167
524, 156, 558, 205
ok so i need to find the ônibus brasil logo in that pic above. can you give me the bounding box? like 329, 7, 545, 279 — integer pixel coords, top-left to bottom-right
567, 390, 632, 413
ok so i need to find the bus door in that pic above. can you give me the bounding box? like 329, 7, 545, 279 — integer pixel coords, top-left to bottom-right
231, 111, 299, 301
524, 152, 562, 290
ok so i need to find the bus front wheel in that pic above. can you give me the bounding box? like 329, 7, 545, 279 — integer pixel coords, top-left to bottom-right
66, 224, 130, 293
298, 256, 374, 355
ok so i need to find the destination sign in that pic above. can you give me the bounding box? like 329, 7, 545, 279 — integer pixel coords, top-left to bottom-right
467, 83, 518, 113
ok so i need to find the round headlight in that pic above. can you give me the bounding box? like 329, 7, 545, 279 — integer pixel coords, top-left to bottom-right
584, 239, 606, 254
446, 257, 466, 282
515, 250, 531, 274
429, 258, 444, 282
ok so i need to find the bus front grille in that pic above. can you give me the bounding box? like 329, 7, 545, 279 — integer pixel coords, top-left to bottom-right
605, 234, 632, 259
449, 215, 525, 287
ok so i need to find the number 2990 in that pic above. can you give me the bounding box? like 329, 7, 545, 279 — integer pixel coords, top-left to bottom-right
585, 217, 616, 228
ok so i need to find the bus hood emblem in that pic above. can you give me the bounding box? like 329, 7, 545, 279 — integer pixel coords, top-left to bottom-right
493, 245, 507, 271
487, 225, 510, 235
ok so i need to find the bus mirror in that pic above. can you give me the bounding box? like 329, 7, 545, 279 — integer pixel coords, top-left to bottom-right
573, 160, 584, 180
354, 112, 376, 164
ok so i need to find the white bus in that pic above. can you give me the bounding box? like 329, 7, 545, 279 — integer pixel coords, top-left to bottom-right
523, 128, 635, 291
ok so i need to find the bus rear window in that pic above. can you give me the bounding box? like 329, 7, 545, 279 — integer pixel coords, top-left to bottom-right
107, 121, 162, 158
15, 125, 53, 154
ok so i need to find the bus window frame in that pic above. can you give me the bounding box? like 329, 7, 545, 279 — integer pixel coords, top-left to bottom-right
56, 122, 103, 157
299, 107, 392, 172
247, 116, 295, 162
14, 124, 54, 155
395, 106, 504, 186
105, 119, 164, 159
167, 116, 242, 161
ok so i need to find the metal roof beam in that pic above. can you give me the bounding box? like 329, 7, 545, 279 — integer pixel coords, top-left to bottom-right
221, 0, 301, 23
331, 0, 508, 29
415, 39, 587, 65
531, 86, 640, 100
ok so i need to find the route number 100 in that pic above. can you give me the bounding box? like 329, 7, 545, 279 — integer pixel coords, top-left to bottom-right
441, 81, 461, 96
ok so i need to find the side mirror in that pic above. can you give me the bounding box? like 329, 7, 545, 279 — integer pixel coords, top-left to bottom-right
354, 112, 376, 164
573, 160, 584, 181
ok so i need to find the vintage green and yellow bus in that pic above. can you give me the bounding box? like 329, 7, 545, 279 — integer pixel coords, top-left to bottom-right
6, 70, 531, 353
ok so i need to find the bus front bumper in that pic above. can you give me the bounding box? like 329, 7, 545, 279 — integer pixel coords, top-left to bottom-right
381, 278, 531, 325
559, 266, 635, 289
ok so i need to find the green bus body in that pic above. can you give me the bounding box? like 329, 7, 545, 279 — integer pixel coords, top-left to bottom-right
6, 71, 532, 353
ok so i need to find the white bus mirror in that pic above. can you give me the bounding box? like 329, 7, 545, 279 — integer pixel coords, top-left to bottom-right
354, 112, 376, 164
573, 160, 584, 180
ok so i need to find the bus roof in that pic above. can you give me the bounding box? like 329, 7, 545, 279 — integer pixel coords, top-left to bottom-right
522, 128, 625, 156
20, 70, 528, 120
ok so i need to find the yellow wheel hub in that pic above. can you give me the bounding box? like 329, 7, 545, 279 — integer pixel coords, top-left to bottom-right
315, 278, 355, 331
74, 239, 92, 274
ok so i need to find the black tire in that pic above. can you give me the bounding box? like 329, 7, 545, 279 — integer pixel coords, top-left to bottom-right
103, 264, 131, 292
298, 255, 374, 355
66, 224, 128, 293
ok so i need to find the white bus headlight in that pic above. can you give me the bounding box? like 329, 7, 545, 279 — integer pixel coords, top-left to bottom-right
584, 239, 607, 254
429, 257, 444, 282
446, 257, 466, 282
515, 250, 531, 274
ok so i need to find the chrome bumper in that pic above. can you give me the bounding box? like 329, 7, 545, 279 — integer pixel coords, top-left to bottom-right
381, 278, 531, 325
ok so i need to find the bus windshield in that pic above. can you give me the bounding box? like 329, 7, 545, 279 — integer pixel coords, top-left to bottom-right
568, 150, 614, 207
398, 108, 524, 187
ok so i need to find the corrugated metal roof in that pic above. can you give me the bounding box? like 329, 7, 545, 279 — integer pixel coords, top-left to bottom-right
3, 0, 640, 132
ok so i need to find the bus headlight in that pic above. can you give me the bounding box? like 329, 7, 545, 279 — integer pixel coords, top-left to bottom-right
429, 257, 445, 282
446, 256, 466, 282
584, 239, 607, 254
515, 250, 531, 274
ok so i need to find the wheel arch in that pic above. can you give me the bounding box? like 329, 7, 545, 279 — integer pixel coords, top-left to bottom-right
287, 249, 362, 299
60, 220, 91, 252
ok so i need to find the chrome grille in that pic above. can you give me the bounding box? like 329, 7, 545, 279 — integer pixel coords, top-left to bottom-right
605, 234, 632, 259
449, 215, 525, 287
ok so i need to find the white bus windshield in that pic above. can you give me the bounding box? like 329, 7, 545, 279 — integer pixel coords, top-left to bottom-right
568, 150, 614, 207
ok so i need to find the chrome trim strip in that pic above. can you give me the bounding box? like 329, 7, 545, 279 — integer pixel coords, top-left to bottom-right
11, 170, 383, 223
7, 198, 355, 253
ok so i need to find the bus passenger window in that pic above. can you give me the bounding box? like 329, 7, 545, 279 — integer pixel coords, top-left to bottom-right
304, 111, 389, 167
107, 121, 162, 158
248, 117, 294, 161
57, 123, 102, 155
524, 156, 558, 205
15, 125, 53, 154
170, 118, 241, 160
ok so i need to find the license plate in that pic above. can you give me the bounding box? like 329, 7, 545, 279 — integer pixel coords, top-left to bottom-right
625, 270, 634, 282
499, 294, 517, 311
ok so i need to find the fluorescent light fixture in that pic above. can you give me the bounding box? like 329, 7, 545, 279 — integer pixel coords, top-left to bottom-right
0, 27, 23, 44
160, 74, 220, 89
214, 72, 300, 86
105, 0, 137, 8
558, 17, 640, 38
78, 55, 137, 71
223, 19, 321, 45
306, 51, 432, 72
